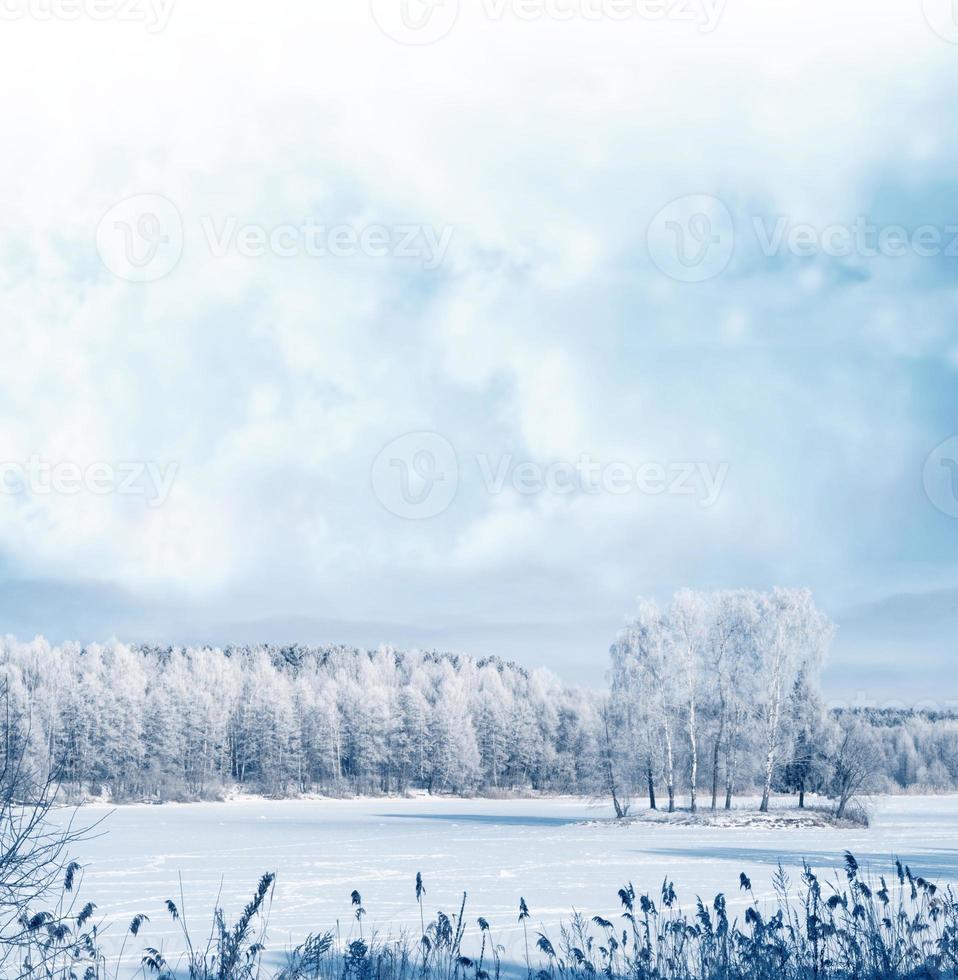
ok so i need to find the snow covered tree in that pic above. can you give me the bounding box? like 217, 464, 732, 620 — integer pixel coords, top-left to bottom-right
667, 590, 709, 813
828, 714, 881, 818
610, 598, 680, 812
754, 589, 832, 812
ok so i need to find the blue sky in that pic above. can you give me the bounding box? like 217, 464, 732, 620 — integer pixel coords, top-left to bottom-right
0, 0, 957, 699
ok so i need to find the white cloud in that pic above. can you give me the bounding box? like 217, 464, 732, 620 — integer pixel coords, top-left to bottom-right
0, 0, 956, 677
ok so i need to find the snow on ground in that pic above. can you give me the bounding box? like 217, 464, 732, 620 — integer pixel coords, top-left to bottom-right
46, 794, 958, 974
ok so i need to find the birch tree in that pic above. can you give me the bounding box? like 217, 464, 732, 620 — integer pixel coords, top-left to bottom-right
610, 599, 679, 812
668, 590, 708, 813
717, 590, 762, 810
755, 588, 832, 812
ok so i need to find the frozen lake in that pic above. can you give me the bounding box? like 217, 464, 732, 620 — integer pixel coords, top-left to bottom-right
49, 794, 958, 972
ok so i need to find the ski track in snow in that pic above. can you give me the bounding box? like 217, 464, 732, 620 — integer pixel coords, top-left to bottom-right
45, 794, 958, 976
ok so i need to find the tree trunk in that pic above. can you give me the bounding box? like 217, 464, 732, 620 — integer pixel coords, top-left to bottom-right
664, 721, 676, 813
646, 759, 657, 810
759, 691, 782, 813
798, 783, 805, 809
685, 648, 698, 814
760, 745, 774, 812
710, 711, 725, 812
724, 709, 739, 810
609, 760, 625, 819
604, 716, 625, 819
688, 706, 697, 814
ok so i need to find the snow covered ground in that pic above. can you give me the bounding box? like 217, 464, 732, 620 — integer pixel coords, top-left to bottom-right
47, 794, 958, 974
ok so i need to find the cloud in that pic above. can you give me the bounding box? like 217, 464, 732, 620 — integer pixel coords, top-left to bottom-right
0, 0, 956, 689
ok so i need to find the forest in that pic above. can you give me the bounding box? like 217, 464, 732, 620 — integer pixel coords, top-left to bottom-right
0, 587, 956, 808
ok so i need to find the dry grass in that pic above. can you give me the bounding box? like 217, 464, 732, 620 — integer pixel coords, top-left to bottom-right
11, 855, 958, 979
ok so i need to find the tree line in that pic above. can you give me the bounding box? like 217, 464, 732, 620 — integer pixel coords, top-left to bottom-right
0, 589, 955, 806
0, 639, 604, 799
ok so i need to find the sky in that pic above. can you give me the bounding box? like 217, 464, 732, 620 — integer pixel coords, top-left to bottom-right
0, 0, 957, 701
